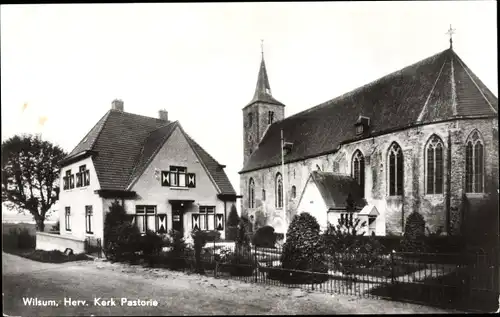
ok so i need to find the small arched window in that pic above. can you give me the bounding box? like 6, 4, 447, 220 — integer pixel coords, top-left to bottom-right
352, 150, 365, 197
276, 173, 283, 208
425, 135, 444, 194
248, 178, 255, 208
388, 142, 404, 196
291, 185, 297, 199
465, 130, 484, 193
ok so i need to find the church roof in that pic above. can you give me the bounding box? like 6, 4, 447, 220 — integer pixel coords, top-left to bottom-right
307, 171, 366, 210
243, 53, 285, 109
61, 109, 236, 195
241, 48, 498, 173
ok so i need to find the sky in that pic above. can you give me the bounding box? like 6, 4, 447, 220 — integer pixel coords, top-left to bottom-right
1, 2, 498, 206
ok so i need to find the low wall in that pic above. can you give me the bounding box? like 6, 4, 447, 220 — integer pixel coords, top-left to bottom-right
36, 232, 85, 254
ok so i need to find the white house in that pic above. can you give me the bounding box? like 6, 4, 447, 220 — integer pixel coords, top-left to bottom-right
296, 171, 382, 236
36, 100, 240, 253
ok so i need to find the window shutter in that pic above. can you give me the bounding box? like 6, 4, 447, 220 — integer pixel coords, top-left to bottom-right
192, 214, 199, 230
187, 173, 196, 188
157, 214, 167, 233
161, 171, 170, 186
216, 214, 224, 231
85, 170, 90, 186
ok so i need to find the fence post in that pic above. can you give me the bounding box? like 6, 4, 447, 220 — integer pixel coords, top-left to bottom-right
391, 250, 395, 285
254, 244, 258, 283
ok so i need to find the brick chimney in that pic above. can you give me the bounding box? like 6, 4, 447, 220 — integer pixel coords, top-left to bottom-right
111, 99, 124, 111
159, 109, 168, 121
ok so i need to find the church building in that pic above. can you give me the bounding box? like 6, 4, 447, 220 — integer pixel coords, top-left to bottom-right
239, 35, 498, 237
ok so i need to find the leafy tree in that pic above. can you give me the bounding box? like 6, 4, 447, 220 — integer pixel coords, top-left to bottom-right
1, 134, 67, 231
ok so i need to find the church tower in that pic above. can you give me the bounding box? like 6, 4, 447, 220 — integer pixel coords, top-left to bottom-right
242, 43, 285, 166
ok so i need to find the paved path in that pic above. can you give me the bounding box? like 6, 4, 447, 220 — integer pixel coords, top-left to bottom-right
2, 252, 458, 316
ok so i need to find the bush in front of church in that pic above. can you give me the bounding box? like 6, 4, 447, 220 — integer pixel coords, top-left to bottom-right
401, 212, 428, 253
278, 212, 329, 284
226, 205, 240, 241
252, 225, 276, 248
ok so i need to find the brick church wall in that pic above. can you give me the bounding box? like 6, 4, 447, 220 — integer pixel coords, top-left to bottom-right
241, 117, 498, 236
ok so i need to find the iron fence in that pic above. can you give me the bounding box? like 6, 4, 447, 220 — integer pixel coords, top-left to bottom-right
146, 242, 499, 312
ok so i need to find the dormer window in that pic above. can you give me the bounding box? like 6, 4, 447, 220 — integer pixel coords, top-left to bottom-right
283, 141, 294, 155
355, 115, 370, 136
356, 125, 364, 135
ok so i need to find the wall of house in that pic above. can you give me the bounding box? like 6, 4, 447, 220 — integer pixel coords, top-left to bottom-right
58, 156, 104, 242
296, 180, 328, 231
240, 117, 498, 236
128, 126, 227, 238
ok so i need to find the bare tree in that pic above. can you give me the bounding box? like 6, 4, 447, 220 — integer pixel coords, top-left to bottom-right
2, 134, 67, 231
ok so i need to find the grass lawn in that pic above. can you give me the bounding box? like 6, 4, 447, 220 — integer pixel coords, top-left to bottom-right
369, 270, 498, 313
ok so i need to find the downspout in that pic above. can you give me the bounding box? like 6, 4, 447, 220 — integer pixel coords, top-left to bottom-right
223, 200, 227, 237
445, 133, 452, 234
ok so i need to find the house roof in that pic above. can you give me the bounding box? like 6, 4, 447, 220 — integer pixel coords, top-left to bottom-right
62, 109, 236, 195
308, 171, 366, 210
243, 53, 285, 109
240, 48, 498, 173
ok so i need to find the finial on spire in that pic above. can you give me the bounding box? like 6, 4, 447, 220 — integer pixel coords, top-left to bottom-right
446, 24, 456, 49
260, 39, 264, 58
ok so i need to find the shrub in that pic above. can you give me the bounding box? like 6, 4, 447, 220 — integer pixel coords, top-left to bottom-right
322, 215, 367, 254
204, 230, 221, 242
226, 205, 240, 241
280, 213, 328, 284
235, 218, 251, 254
252, 226, 276, 248
227, 205, 240, 227
220, 252, 256, 277
139, 230, 164, 266
401, 212, 427, 253
103, 201, 140, 262
191, 229, 208, 273
322, 214, 386, 270
105, 223, 142, 262
169, 229, 187, 257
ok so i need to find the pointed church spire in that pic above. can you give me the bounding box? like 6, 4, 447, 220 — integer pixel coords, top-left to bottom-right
254, 39, 272, 99
243, 41, 285, 109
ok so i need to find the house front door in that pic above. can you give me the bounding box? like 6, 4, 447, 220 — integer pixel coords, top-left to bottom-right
172, 207, 184, 233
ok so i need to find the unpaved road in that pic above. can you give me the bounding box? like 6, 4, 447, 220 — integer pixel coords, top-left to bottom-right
2, 252, 458, 316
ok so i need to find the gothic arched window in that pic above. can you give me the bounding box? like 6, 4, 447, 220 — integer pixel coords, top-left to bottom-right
291, 185, 297, 199
425, 135, 444, 194
388, 142, 404, 196
465, 130, 484, 193
248, 178, 255, 208
352, 150, 365, 197
275, 173, 283, 208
